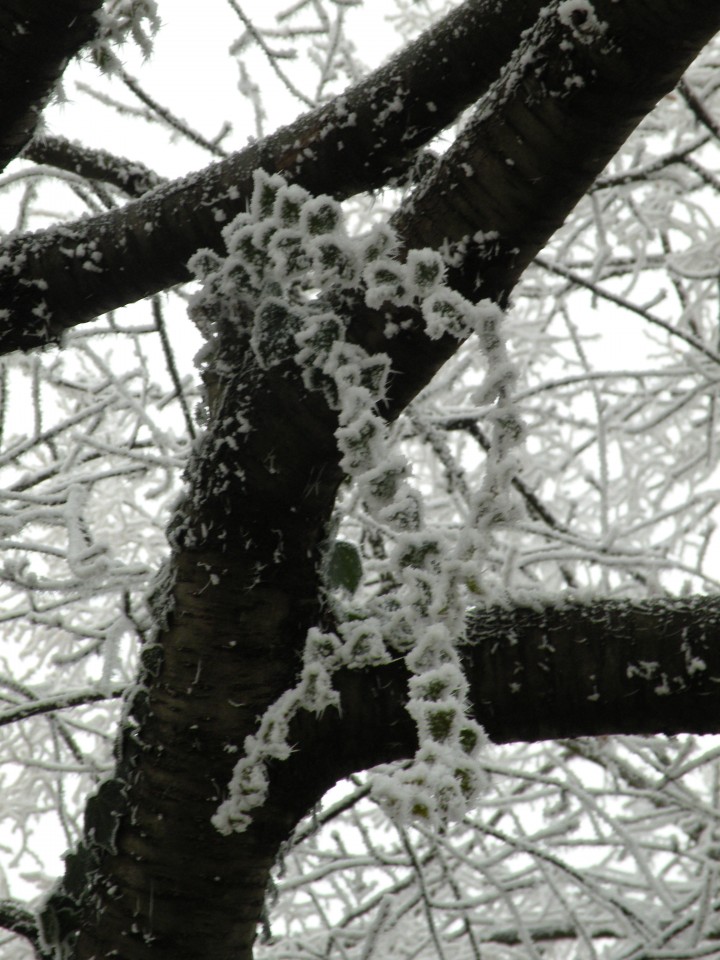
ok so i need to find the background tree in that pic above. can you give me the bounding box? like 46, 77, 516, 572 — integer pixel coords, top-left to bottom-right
2, 1, 720, 958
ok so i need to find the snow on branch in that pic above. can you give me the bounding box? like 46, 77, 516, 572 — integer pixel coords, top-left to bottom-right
0, 0, 542, 351
0, 685, 125, 729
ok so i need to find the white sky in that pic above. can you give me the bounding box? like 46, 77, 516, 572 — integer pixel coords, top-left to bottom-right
47, 0, 405, 177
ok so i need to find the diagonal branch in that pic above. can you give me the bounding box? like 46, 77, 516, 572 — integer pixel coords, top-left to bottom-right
0, 0, 546, 354
21, 134, 165, 198
0, 684, 125, 728
361, 0, 720, 416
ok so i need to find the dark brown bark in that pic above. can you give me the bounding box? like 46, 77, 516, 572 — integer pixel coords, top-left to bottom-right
366, 0, 720, 415
0, 0, 103, 172
301, 596, 720, 769
468, 596, 720, 742
42, 339, 345, 958
0, 900, 39, 946
35, 591, 720, 957
396, 0, 720, 275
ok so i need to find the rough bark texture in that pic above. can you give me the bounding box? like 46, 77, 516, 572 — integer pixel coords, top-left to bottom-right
42, 5, 720, 958
465, 596, 720, 742
49, 587, 720, 959
42, 347, 345, 958
375, 0, 720, 413
0, 0, 103, 171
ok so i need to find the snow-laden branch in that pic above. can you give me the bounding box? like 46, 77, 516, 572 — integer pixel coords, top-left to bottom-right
0, 0, 546, 353
308, 595, 720, 779
21, 134, 165, 198
0, 684, 125, 728
0, 899, 45, 958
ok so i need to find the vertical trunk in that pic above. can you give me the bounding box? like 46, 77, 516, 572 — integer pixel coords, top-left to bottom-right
42, 364, 344, 960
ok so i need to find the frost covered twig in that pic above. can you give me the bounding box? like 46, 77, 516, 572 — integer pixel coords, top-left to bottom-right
0, 685, 126, 729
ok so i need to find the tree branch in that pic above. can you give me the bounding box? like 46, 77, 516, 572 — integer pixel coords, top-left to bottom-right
476, 918, 720, 948
298, 596, 720, 787
21, 134, 165, 198
0, 685, 125, 728
0, 0, 546, 353
0, 0, 104, 172
465, 595, 720, 742
363, 0, 720, 416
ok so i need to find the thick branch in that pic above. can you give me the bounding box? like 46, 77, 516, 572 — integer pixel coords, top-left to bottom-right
353, 0, 720, 415
0, 0, 545, 353
309, 596, 720, 777
0, 0, 103, 171
465, 595, 720, 742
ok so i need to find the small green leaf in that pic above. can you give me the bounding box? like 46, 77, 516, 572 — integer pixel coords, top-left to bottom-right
327, 540, 363, 594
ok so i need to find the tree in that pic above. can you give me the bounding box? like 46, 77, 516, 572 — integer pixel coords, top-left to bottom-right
2, 0, 720, 957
